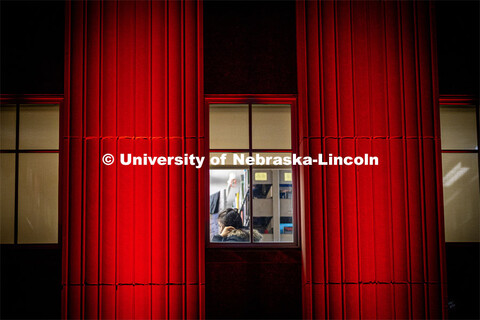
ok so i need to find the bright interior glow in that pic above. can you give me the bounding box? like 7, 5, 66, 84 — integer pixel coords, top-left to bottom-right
440, 105, 478, 150
442, 153, 480, 242
19, 104, 59, 150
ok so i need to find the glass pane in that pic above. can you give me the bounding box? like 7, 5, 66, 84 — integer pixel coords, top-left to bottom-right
1, 153, 15, 243
209, 104, 249, 149
252, 104, 291, 149
440, 105, 477, 150
1, 104, 16, 150
18, 153, 59, 243
209, 152, 249, 168
442, 153, 480, 242
252, 152, 294, 243
210, 168, 250, 242
19, 104, 59, 150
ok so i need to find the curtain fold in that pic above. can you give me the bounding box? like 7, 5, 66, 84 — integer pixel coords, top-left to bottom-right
296, 1, 447, 318
62, 1, 205, 318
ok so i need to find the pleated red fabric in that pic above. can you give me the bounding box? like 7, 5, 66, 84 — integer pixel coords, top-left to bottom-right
62, 1, 205, 318
296, 1, 447, 318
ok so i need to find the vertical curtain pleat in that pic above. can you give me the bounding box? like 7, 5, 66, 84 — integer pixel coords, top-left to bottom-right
62, 1, 204, 318
296, 1, 446, 318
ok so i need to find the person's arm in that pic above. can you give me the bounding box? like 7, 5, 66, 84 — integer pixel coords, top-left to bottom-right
220, 226, 235, 237
211, 226, 235, 242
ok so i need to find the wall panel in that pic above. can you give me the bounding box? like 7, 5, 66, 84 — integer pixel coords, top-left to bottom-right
62, 1, 204, 318
296, 1, 447, 318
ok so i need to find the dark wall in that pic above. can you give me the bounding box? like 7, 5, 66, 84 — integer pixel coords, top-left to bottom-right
436, 2, 480, 319
206, 249, 302, 319
436, 1, 479, 95
445, 243, 480, 319
0, 1, 64, 319
204, 1, 297, 94
0, 246, 62, 319
203, 2, 301, 318
0, 1, 64, 94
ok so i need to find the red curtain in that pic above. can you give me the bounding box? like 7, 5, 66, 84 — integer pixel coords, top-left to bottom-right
62, 1, 204, 318
296, 1, 447, 318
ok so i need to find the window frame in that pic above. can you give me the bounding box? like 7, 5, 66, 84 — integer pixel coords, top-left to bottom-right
439, 94, 479, 163
439, 94, 480, 242
205, 94, 300, 248
0, 94, 63, 248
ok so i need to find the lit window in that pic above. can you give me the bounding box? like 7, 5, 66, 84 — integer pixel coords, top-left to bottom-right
207, 97, 296, 245
1, 101, 60, 244
440, 99, 480, 242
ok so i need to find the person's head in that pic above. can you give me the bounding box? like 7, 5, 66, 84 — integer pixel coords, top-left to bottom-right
217, 208, 243, 231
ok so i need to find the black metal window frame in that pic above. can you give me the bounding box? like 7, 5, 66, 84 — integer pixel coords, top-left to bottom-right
205, 94, 300, 248
439, 95, 480, 180
0, 94, 63, 246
